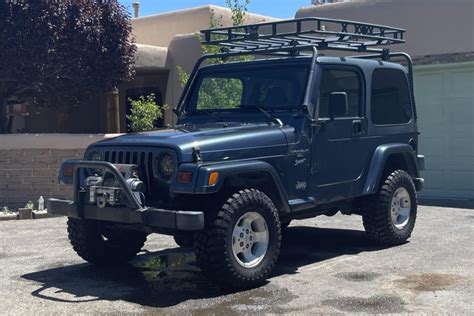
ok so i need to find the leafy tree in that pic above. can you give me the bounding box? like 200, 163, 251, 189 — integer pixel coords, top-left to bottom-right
127, 94, 168, 132
226, 0, 251, 27
0, 0, 136, 133
197, 78, 243, 110
201, 0, 252, 63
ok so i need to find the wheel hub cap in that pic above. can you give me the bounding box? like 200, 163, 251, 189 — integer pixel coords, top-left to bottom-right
391, 187, 411, 230
232, 212, 269, 268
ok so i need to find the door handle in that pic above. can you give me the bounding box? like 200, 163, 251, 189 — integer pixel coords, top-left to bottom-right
352, 120, 363, 136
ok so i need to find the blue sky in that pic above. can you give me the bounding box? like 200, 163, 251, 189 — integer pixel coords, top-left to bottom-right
119, 0, 311, 19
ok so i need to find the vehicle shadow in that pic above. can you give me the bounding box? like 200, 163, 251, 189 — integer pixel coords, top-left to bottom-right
21, 226, 390, 308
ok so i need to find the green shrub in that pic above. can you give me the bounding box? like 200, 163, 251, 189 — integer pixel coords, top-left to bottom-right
127, 94, 168, 132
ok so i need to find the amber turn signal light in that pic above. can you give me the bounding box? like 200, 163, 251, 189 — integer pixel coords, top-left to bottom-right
208, 172, 219, 186
177, 171, 193, 184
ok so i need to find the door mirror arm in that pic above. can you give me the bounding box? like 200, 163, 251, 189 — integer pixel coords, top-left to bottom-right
302, 105, 322, 137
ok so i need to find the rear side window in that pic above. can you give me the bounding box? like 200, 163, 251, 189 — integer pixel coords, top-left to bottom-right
318, 69, 361, 118
371, 69, 412, 125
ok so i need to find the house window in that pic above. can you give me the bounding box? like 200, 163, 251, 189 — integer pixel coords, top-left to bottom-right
371, 69, 412, 125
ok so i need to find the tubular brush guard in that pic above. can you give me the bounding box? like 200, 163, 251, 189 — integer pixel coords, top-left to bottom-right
47, 161, 204, 231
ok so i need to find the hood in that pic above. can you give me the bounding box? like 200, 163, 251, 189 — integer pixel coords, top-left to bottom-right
91, 123, 293, 162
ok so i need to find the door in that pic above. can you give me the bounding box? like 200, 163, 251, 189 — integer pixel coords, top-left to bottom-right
415, 63, 474, 199
311, 67, 368, 203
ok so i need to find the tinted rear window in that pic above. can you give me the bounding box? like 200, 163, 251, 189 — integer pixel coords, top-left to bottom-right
371, 68, 412, 125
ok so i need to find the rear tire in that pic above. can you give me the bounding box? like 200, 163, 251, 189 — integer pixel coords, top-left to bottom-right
67, 218, 147, 265
195, 189, 281, 290
363, 170, 417, 246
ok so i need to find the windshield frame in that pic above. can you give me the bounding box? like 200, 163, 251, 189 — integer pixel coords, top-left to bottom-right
178, 58, 313, 123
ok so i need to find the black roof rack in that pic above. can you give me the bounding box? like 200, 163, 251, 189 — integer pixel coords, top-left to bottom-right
201, 17, 405, 56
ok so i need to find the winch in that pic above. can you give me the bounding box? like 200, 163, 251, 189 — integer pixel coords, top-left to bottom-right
84, 164, 145, 208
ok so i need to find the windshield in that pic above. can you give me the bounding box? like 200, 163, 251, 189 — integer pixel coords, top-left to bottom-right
184, 64, 309, 116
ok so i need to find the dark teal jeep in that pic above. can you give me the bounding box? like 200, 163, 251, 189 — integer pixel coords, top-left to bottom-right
48, 18, 425, 289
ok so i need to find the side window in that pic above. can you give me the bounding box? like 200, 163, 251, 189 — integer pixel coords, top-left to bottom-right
197, 77, 243, 110
371, 68, 412, 125
318, 69, 361, 118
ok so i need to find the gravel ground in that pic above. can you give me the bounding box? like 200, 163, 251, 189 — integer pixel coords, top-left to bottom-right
0, 205, 473, 315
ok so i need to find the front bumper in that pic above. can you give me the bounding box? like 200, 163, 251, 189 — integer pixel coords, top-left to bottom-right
48, 160, 204, 231
47, 199, 204, 231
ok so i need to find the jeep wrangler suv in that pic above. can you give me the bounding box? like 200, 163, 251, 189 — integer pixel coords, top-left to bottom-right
48, 18, 425, 289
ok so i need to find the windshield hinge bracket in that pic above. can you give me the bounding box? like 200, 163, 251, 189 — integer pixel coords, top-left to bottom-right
192, 143, 202, 163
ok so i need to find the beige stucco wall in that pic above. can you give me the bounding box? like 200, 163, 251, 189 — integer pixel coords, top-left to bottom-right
132, 5, 275, 47
0, 134, 120, 150
135, 44, 168, 69
296, 0, 474, 57
163, 34, 203, 125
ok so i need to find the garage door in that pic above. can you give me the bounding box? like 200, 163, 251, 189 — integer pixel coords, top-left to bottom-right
415, 62, 474, 200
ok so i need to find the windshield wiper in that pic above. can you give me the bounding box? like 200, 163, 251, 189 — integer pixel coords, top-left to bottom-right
184, 109, 221, 122
241, 105, 283, 126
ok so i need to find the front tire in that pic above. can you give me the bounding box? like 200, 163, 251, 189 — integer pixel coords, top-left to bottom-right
363, 170, 417, 246
195, 189, 281, 289
67, 218, 147, 265
174, 233, 195, 248
281, 220, 291, 230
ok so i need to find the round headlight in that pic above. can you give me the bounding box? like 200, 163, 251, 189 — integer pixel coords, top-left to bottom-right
158, 153, 175, 178
88, 151, 102, 161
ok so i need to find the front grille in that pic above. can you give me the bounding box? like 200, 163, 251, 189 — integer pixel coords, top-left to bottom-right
87, 147, 177, 204
103, 150, 154, 196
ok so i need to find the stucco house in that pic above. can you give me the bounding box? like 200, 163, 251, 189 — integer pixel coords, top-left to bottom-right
18, 5, 275, 134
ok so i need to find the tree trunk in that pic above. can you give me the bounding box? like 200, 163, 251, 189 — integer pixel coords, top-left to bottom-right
106, 88, 120, 133
0, 98, 9, 134
7, 115, 14, 134
57, 110, 68, 133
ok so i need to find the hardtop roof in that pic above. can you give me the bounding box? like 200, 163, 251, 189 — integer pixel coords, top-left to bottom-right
199, 55, 409, 74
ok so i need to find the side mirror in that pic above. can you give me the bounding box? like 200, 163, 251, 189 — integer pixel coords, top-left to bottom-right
328, 92, 348, 120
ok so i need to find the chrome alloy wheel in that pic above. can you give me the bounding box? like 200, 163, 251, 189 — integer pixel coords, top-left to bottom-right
232, 212, 269, 268
391, 187, 412, 230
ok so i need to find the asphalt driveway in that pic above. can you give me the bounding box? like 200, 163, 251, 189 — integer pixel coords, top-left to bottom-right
0, 205, 472, 314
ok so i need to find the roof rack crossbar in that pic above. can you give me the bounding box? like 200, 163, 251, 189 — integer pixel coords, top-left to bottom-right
201, 17, 405, 56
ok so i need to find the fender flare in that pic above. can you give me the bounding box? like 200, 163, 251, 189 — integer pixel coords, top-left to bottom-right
363, 143, 420, 195
171, 160, 291, 213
